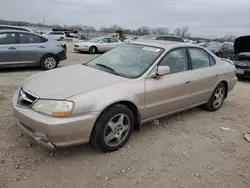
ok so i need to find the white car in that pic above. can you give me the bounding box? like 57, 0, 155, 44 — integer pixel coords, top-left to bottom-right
74, 37, 122, 54
43, 31, 65, 41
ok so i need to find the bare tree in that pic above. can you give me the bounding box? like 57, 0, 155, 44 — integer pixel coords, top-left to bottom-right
151, 27, 169, 35
136, 26, 150, 35
174, 27, 191, 38
174, 28, 181, 37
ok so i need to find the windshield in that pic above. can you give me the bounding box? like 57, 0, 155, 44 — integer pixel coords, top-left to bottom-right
207, 43, 222, 49
89, 37, 101, 42
87, 43, 164, 78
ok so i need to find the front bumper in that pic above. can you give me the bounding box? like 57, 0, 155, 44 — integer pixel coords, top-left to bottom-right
13, 92, 98, 149
235, 62, 250, 78
57, 50, 67, 61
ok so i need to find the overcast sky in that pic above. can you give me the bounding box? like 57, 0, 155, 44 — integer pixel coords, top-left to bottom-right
0, 0, 250, 37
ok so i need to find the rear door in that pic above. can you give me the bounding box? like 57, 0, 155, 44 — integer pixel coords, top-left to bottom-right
17, 32, 48, 64
221, 43, 231, 58
187, 47, 219, 105
227, 43, 234, 58
0, 32, 19, 65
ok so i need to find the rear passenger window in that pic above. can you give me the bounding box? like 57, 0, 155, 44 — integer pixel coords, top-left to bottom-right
189, 48, 210, 69
19, 33, 46, 44
110, 38, 118, 43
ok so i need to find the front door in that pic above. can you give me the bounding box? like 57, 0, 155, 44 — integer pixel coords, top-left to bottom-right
144, 48, 194, 121
98, 38, 110, 52
0, 32, 19, 65
18, 33, 47, 64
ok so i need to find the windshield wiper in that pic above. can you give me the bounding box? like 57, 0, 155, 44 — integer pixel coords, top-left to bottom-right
95, 63, 120, 75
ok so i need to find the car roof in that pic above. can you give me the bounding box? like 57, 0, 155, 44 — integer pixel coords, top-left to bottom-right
0, 29, 33, 33
129, 39, 202, 50
0, 25, 33, 31
143, 35, 182, 38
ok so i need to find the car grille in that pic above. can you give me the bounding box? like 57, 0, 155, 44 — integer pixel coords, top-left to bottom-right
17, 89, 37, 108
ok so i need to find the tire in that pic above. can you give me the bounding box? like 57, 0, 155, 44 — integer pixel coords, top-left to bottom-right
89, 46, 97, 54
91, 104, 134, 152
41, 55, 58, 70
204, 83, 226, 111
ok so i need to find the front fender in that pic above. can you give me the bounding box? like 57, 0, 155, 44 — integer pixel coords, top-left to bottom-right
68, 80, 145, 115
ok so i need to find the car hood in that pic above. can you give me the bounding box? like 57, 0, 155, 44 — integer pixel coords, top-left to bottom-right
234, 35, 250, 54
23, 65, 128, 99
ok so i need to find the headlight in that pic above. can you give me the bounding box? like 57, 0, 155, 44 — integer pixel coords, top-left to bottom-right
32, 100, 74, 117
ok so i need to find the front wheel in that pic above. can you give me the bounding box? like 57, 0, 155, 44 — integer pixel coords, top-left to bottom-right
204, 83, 226, 111
89, 46, 97, 54
41, 55, 58, 70
91, 104, 134, 152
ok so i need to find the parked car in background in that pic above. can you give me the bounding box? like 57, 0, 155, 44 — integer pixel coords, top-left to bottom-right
206, 42, 234, 58
0, 30, 66, 70
68, 32, 78, 38
13, 40, 237, 152
124, 36, 138, 42
198, 42, 209, 47
43, 31, 65, 41
0, 25, 34, 32
232, 35, 250, 78
136, 35, 184, 42
74, 37, 122, 54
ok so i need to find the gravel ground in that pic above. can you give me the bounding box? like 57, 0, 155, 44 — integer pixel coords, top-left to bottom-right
0, 42, 250, 188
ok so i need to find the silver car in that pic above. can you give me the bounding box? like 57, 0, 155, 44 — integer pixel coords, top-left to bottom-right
74, 37, 122, 54
0, 30, 67, 70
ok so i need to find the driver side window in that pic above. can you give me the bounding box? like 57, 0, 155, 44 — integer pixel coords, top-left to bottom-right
159, 48, 188, 74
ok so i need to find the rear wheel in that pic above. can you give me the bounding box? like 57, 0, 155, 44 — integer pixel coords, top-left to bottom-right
91, 104, 134, 152
89, 46, 97, 54
204, 83, 226, 111
41, 55, 58, 70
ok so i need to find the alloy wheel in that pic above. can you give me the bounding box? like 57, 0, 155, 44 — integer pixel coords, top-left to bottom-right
44, 57, 57, 69
104, 113, 131, 147
213, 88, 224, 108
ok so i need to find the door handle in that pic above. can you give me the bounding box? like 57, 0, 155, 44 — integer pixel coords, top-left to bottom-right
185, 80, 191, 84
215, 74, 219, 76
39, 46, 46, 48
8, 47, 16, 50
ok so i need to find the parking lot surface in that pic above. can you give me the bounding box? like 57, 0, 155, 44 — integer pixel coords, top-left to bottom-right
0, 42, 249, 188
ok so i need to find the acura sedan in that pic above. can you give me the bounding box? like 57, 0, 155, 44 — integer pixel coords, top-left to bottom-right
13, 40, 237, 152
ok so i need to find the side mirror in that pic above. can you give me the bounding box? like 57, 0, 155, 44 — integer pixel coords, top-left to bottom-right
148, 66, 170, 78
157, 66, 170, 76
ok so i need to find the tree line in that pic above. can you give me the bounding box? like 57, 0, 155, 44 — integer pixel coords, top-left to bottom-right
0, 19, 236, 41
